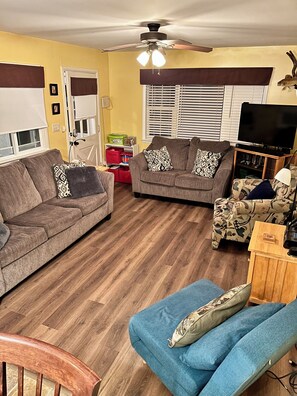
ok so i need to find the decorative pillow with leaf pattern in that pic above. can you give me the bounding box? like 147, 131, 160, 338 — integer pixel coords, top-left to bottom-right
168, 283, 251, 348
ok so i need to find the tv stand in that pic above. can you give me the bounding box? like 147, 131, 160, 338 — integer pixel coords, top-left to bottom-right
235, 143, 290, 157
233, 147, 292, 180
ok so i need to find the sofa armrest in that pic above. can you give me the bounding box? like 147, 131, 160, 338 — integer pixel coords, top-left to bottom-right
211, 149, 234, 202
233, 198, 292, 215
129, 153, 148, 193
97, 170, 114, 214
231, 178, 265, 200
199, 299, 297, 396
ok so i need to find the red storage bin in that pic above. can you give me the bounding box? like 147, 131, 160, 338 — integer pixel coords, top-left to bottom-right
108, 167, 120, 182
106, 148, 122, 164
118, 167, 132, 184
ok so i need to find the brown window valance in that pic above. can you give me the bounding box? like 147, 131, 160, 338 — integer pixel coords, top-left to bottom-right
140, 67, 273, 86
71, 77, 97, 96
0, 63, 44, 88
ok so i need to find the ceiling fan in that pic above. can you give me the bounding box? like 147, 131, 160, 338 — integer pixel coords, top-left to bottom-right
103, 22, 212, 67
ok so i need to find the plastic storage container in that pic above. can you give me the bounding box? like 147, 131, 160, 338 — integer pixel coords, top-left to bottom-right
121, 152, 133, 164
106, 147, 122, 164
107, 134, 128, 145
118, 167, 132, 184
108, 166, 120, 182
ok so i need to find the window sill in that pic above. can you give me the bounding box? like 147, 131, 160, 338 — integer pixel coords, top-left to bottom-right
0, 147, 49, 165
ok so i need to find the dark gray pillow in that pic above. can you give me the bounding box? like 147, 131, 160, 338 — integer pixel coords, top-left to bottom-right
0, 223, 10, 250
65, 166, 105, 198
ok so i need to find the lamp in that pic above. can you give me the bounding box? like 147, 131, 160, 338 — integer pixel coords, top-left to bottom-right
137, 45, 166, 68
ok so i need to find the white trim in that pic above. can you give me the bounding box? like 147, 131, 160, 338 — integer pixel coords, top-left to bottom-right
0, 146, 49, 165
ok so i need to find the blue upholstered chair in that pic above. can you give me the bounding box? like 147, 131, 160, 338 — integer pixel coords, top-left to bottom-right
129, 279, 297, 396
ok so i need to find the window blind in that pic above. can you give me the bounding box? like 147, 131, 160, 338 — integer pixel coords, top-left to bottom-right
0, 88, 47, 134
220, 85, 268, 143
73, 95, 97, 120
177, 85, 224, 140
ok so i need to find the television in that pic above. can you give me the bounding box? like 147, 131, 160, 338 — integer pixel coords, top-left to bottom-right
238, 103, 297, 150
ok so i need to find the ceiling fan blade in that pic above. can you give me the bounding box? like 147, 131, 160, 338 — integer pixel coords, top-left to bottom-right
171, 43, 213, 52
102, 43, 140, 52
162, 39, 193, 45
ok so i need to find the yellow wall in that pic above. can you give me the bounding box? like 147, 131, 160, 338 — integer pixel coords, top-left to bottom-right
0, 31, 110, 159
108, 46, 297, 150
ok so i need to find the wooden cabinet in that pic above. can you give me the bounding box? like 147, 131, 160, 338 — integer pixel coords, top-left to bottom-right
233, 147, 292, 180
247, 221, 297, 304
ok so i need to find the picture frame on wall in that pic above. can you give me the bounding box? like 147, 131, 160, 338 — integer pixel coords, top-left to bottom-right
52, 103, 60, 115
49, 83, 58, 96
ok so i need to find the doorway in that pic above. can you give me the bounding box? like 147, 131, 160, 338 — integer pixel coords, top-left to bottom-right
63, 68, 102, 165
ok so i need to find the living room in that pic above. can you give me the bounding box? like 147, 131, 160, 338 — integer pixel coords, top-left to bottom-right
0, 2, 297, 395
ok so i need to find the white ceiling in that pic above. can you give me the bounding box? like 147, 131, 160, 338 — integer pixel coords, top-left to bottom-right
0, 0, 297, 50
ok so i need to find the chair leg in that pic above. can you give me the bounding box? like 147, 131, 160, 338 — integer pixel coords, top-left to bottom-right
105, 213, 112, 220
134, 192, 141, 198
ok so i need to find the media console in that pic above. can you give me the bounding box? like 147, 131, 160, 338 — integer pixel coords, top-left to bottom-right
235, 143, 290, 157
232, 147, 292, 181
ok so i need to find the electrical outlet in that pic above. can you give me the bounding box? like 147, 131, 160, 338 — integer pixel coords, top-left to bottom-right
52, 123, 60, 133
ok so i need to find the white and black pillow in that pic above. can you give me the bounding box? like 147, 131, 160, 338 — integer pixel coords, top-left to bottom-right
192, 149, 222, 178
143, 146, 173, 172
53, 163, 85, 198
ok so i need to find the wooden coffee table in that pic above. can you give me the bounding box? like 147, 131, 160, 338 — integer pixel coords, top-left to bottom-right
247, 221, 297, 304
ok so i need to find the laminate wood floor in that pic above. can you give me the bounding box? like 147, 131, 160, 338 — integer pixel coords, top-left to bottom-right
0, 183, 295, 395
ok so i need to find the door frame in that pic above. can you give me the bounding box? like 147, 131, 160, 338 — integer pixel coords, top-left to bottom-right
61, 67, 102, 164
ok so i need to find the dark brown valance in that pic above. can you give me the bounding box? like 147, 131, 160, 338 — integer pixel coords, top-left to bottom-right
140, 67, 273, 86
71, 77, 97, 96
0, 63, 44, 88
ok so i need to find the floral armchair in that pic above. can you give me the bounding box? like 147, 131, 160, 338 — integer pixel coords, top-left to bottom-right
212, 178, 295, 249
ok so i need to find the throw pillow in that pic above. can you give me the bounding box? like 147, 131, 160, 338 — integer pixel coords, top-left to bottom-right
246, 179, 276, 200
65, 166, 105, 198
192, 149, 222, 178
168, 283, 251, 348
143, 146, 173, 172
53, 162, 85, 198
0, 222, 10, 250
180, 302, 284, 370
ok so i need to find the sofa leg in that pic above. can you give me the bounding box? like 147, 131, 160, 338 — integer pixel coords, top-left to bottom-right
105, 213, 112, 221
134, 192, 141, 198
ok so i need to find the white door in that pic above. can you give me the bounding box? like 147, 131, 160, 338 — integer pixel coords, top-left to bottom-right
63, 69, 102, 165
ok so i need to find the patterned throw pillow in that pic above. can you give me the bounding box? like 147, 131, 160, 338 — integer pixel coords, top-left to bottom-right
143, 146, 173, 172
53, 163, 85, 198
168, 283, 251, 348
192, 149, 222, 178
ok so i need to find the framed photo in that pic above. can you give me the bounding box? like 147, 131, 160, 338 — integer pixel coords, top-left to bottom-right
49, 83, 58, 96
52, 103, 60, 115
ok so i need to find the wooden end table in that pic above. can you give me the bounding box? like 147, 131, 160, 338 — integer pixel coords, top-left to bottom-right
247, 221, 297, 304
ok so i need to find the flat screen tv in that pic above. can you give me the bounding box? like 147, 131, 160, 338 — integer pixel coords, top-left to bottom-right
238, 103, 297, 150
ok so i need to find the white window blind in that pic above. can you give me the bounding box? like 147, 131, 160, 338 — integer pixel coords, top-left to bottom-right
177, 85, 224, 140
220, 85, 268, 143
73, 95, 97, 120
0, 88, 47, 134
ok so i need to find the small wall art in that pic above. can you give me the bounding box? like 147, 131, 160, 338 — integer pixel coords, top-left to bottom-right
52, 103, 60, 115
49, 83, 58, 96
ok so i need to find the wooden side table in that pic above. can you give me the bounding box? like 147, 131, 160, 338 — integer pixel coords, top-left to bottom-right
247, 221, 297, 304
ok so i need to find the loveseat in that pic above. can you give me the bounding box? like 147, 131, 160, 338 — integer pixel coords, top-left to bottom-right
129, 137, 234, 204
0, 149, 114, 298
129, 279, 297, 396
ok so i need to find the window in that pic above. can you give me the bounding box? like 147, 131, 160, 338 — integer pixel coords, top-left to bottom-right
0, 129, 46, 159
143, 84, 267, 143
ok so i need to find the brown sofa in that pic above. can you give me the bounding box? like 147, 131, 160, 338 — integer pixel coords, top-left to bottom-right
129, 137, 234, 204
0, 149, 114, 298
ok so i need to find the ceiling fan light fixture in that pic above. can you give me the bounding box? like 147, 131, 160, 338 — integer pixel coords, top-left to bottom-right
137, 50, 150, 66
152, 48, 166, 67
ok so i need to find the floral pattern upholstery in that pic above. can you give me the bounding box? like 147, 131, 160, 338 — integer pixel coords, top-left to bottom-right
212, 178, 296, 249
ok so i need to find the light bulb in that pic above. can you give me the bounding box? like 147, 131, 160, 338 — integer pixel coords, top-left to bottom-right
151, 49, 166, 67
137, 51, 150, 66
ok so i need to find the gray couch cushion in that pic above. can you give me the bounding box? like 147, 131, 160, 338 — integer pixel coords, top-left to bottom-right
0, 161, 42, 221
175, 173, 214, 191
7, 204, 82, 238
148, 136, 190, 170
141, 170, 182, 187
0, 223, 10, 250
46, 192, 108, 216
0, 224, 48, 268
186, 139, 230, 171
21, 149, 64, 201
